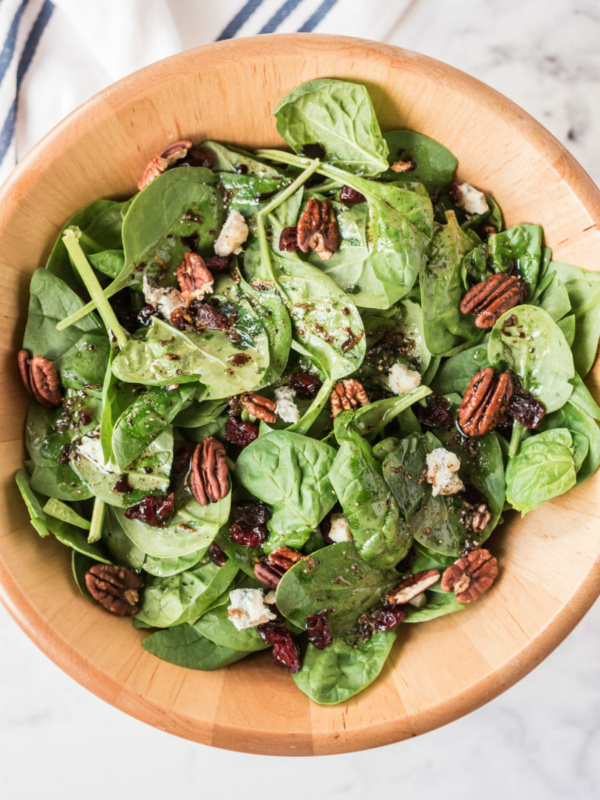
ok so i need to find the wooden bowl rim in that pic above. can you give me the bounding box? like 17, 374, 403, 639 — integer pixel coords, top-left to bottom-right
1, 33, 600, 754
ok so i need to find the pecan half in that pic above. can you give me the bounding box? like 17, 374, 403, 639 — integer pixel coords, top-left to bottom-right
176, 252, 214, 304
461, 501, 491, 534
85, 564, 144, 616
240, 392, 277, 423
297, 198, 339, 260
254, 560, 286, 589
190, 436, 229, 505
390, 157, 417, 173
387, 569, 441, 604
20, 353, 63, 408
458, 368, 513, 436
330, 379, 370, 418
268, 545, 303, 571
460, 273, 526, 329
441, 548, 498, 603
138, 138, 192, 191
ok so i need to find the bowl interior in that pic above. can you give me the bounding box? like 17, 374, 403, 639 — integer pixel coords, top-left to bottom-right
1, 34, 600, 755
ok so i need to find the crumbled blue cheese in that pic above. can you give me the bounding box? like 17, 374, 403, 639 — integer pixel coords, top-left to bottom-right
76, 430, 116, 473
328, 513, 353, 544
227, 588, 276, 631
214, 210, 249, 256
425, 447, 464, 497
388, 362, 421, 395
274, 386, 300, 424
264, 591, 277, 605
408, 592, 428, 609
142, 275, 184, 318
455, 182, 489, 216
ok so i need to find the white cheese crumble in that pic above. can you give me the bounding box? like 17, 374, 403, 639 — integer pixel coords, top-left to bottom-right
76, 431, 116, 473
142, 275, 184, 318
264, 591, 277, 605
328, 513, 353, 544
274, 385, 300, 424
425, 447, 464, 497
408, 592, 428, 609
214, 210, 249, 256
454, 182, 489, 216
227, 588, 276, 631
388, 362, 422, 395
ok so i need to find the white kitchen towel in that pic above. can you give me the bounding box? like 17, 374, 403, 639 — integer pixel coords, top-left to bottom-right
0, 0, 414, 184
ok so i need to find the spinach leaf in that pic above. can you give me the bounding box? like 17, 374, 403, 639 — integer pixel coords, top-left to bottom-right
430, 341, 490, 395
568, 373, 600, 421
403, 591, 465, 622
56, 332, 110, 390
16, 469, 51, 538
217, 171, 287, 218
214, 525, 264, 579
71, 551, 96, 599
142, 624, 251, 669
200, 140, 282, 178
275, 542, 398, 636
381, 130, 457, 190
42, 498, 91, 530
541, 401, 600, 485
488, 305, 574, 413
558, 315, 576, 347
346, 385, 431, 442
535, 273, 571, 322
506, 429, 576, 515
235, 430, 337, 551
420, 211, 481, 356
487, 224, 543, 291
543, 261, 600, 376
330, 423, 411, 569
174, 398, 226, 429
45, 198, 125, 283
111, 280, 271, 396
88, 249, 125, 278
274, 78, 389, 176
384, 431, 505, 556
112, 385, 195, 469
292, 632, 396, 705
135, 556, 238, 627
70, 428, 173, 507
194, 602, 269, 652
107, 488, 231, 558
23, 270, 102, 360
142, 549, 208, 577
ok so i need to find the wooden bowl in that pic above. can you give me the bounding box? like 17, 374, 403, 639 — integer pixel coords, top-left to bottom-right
1, 34, 599, 756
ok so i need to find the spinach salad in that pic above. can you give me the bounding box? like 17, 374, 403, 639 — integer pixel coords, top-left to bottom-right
15, 78, 600, 706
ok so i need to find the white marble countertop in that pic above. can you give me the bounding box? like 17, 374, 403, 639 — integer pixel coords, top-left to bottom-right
2, 1, 600, 797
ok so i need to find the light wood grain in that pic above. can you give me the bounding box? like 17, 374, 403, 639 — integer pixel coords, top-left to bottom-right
0, 34, 599, 756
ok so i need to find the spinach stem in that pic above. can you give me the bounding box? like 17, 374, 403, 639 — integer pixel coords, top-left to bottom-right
256, 215, 281, 286
508, 421, 524, 458
56, 267, 133, 331
258, 159, 320, 218
291, 377, 334, 435
257, 149, 378, 201
62, 227, 129, 349
88, 497, 105, 544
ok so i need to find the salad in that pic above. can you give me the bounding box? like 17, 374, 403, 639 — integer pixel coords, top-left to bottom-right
15, 78, 600, 706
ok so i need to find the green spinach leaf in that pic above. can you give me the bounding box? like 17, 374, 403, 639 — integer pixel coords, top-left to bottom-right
381, 130, 457, 190
142, 624, 251, 669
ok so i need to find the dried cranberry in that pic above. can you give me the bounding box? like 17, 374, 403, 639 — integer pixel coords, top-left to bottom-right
137, 304, 162, 326
179, 146, 215, 170
273, 639, 301, 673
189, 300, 229, 331
480, 224, 497, 240
300, 143, 326, 160
224, 416, 259, 447
306, 612, 332, 650
111, 290, 139, 333
416, 395, 454, 430
229, 521, 269, 549
508, 389, 545, 429
357, 604, 406, 641
289, 372, 322, 399
171, 446, 191, 477
113, 475, 133, 494
279, 226, 299, 252
204, 255, 231, 272
231, 501, 271, 526
340, 185, 366, 205
124, 492, 175, 527
447, 182, 461, 205
208, 541, 228, 567
257, 619, 289, 645
79, 411, 92, 426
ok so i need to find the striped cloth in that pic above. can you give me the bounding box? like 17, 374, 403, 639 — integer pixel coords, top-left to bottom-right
0, 0, 412, 184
